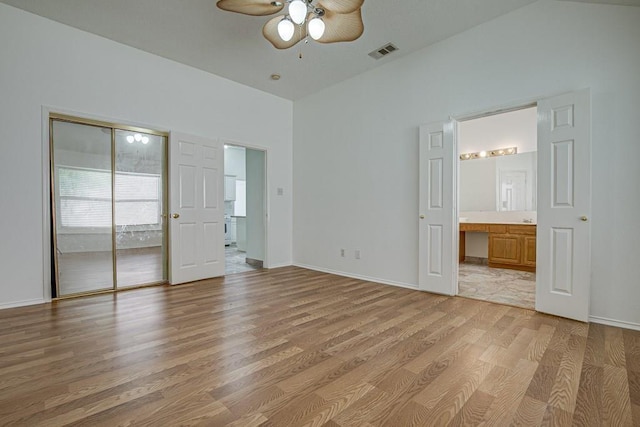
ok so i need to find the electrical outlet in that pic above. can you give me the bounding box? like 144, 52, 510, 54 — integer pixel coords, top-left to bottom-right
355, 250, 361, 259
340, 249, 345, 257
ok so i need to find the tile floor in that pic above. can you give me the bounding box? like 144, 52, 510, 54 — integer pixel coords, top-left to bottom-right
225, 244, 261, 275
458, 262, 535, 309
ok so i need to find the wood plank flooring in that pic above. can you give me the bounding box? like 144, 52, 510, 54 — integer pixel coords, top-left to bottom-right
0, 266, 638, 426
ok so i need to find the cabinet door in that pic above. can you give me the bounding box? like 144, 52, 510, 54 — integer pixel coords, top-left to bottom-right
523, 236, 537, 267
489, 234, 521, 265
224, 175, 236, 201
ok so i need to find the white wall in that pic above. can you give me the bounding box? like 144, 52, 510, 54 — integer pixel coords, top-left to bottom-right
458, 107, 537, 154
293, 1, 640, 327
0, 4, 293, 308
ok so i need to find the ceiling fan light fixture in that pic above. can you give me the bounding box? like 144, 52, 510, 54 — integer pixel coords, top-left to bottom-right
308, 17, 325, 40
288, 0, 307, 25
277, 17, 295, 41
216, 0, 364, 50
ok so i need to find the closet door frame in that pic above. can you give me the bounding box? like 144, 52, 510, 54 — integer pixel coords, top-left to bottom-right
47, 111, 169, 299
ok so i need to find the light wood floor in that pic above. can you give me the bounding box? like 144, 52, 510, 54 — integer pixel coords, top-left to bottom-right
1, 267, 638, 426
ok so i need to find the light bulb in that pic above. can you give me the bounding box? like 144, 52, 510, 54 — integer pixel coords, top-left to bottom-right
134, 133, 142, 142
126, 135, 134, 143
289, 0, 307, 25
308, 17, 325, 40
479, 151, 487, 158
141, 136, 149, 144
277, 17, 295, 41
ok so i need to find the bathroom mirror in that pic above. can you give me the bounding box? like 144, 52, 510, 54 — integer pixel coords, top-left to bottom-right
459, 151, 537, 212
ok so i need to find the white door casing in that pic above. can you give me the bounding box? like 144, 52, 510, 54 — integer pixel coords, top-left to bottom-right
418, 120, 457, 295
536, 89, 591, 321
169, 132, 225, 284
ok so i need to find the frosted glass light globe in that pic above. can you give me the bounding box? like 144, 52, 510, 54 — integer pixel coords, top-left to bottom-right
277, 17, 295, 41
308, 17, 325, 40
289, 0, 307, 25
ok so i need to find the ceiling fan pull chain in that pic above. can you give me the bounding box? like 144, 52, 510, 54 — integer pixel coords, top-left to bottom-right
298, 25, 303, 59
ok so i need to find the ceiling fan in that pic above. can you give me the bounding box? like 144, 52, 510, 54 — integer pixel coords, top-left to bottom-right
217, 0, 364, 49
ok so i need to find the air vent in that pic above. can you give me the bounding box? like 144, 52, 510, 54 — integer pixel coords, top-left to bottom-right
368, 43, 399, 60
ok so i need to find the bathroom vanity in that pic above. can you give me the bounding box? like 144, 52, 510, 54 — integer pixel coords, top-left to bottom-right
459, 222, 536, 272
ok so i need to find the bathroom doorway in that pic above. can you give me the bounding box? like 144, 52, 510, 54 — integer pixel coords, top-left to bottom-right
457, 106, 537, 309
223, 143, 267, 275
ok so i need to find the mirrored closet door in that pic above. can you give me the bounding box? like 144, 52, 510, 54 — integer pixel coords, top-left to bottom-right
50, 116, 168, 297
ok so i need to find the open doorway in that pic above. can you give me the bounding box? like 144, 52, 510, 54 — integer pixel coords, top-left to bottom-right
223, 144, 267, 274
419, 89, 590, 321
457, 106, 537, 309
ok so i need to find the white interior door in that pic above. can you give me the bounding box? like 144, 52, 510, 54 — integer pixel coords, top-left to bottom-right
418, 120, 457, 295
536, 89, 591, 321
169, 132, 225, 284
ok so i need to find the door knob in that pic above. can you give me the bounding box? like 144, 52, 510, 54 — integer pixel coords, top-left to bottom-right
580, 216, 588, 222
419, 215, 425, 219
172, 213, 180, 219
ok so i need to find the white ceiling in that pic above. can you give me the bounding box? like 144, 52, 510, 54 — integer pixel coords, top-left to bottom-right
2, 0, 639, 100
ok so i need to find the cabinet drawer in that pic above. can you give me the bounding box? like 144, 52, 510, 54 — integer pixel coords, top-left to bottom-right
508, 225, 536, 235
460, 223, 489, 232
488, 225, 508, 234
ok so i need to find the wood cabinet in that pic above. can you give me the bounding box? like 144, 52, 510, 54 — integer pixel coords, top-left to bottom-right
523, 236, 537, 267
488, 224, 536, 272
460, 223, 536, 272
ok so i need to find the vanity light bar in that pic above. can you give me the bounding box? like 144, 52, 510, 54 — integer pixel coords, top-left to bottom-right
459, 146, 517, 161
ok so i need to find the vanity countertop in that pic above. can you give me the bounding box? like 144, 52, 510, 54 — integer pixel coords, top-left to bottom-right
459, 221, 536, 225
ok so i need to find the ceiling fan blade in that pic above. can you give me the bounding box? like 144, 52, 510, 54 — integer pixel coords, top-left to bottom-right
317, 8, 364, 44
263, 16, 308, 49
317, 0, 364, 15
217, 0, 284, 16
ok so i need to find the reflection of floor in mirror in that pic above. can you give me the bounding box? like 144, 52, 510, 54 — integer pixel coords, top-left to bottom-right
225, 244, 261, 275
458, 262, 535, 309
57, 247, 164, 295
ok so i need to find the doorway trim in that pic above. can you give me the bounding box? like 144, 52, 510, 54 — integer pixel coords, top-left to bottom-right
428, 89, 592, 321
454, 102, 538, 306
221, 138, 270, 270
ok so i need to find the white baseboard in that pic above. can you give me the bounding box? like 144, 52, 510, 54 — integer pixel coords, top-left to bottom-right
266, 262, 293, 269
296, 264, 640, 331
0, 298, 46, 310
293, 263, 419, 291
589, 315, 640, 331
